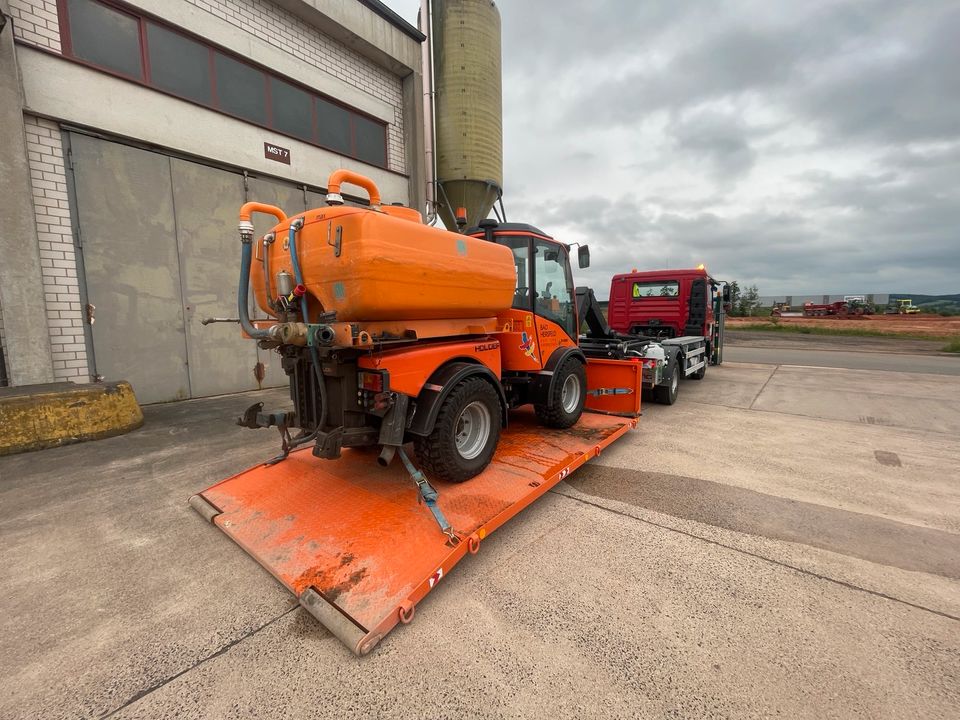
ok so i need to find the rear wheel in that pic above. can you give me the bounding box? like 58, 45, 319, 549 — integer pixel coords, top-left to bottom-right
535, 358, 586, 428
414, 376, 501, 483
691, 354, 707, 380
654, 358, 679, 405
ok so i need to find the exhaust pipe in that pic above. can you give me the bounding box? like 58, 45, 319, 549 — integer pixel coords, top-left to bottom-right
377, 445, 396, 467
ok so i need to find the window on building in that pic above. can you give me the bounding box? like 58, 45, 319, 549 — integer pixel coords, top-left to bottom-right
59, 0, 390, 169
271, 79, 313, 142
214, 53, 268, 126
146, 23, 212, 105
316, 97, 351, 154
355, 114, 388, 168
66, 0, 142, 79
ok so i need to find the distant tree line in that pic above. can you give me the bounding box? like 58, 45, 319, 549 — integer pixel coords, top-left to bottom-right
726, 281, 761, 317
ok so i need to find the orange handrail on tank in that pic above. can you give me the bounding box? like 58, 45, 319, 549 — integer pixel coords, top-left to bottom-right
326, 170, 382, 207
239, 202, 287, 224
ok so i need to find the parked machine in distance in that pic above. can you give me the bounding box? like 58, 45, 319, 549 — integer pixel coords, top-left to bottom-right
605, 266, 729, 404
804, 299, 874, 317
803, 300, 850, 317
843, 296, 875, 315
886, 298, 921, 314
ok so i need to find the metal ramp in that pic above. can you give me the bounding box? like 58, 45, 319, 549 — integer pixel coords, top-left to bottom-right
190, 408, 636, 655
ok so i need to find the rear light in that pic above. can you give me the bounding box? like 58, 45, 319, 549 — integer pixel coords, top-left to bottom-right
358, 370, 385, 392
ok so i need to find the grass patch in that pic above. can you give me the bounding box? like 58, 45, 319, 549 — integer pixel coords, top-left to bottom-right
731, 322, 958, 343
942, 337, 960, 353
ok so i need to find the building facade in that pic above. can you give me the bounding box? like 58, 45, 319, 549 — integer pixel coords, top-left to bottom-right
0, 0, 425, 402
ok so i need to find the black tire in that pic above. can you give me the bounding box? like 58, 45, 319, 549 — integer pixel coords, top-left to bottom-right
414, 376, 501, 483
691, 356, 706, 380
654, 359, 679, 405
534, 358, 586, 428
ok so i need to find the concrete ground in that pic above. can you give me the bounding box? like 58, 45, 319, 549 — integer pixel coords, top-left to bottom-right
1, 361, 959, 719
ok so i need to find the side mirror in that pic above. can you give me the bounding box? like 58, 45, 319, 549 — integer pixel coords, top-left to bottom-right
578, 245, 590, 269
722, 285, 731, 303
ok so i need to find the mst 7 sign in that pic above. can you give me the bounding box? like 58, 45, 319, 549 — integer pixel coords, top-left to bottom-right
263, 142, 291, 164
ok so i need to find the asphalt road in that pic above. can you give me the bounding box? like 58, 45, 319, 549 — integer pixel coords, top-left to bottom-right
725, 346, 960, 375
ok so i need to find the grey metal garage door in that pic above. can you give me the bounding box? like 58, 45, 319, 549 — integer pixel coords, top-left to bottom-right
69, 133, 296, 403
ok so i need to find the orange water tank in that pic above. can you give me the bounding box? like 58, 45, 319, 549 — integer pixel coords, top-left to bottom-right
250, 204, 516, 322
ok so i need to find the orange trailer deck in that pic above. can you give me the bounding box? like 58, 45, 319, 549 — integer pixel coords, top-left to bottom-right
189, 408, 636, 655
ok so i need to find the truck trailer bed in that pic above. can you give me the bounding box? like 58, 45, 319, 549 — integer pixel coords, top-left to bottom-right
190, 408, 636, 655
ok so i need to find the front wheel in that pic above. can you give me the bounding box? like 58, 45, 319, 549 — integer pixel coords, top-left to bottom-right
535, 357, 586, 429
414, 377, 501, 483
654, 358, 679, 405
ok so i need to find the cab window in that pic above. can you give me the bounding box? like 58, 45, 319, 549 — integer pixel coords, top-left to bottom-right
497, 236, 531, 310
533, 240, 575, 337
632, 280, 679, 298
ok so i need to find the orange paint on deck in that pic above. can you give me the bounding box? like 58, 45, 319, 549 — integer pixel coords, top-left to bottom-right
193, 408, 636, 654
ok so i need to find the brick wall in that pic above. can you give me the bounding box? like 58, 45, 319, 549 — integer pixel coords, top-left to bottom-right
9, 0, 407, 173
7, 0, 61, 51
23, 117, 90, 383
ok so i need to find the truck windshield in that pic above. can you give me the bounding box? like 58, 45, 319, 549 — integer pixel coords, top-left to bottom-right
632, 280, 679, 298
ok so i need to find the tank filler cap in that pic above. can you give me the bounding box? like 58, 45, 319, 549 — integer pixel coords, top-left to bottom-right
326, 193, 344, 206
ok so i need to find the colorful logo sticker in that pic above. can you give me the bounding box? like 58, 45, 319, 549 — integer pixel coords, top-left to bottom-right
519, 332, 537, 359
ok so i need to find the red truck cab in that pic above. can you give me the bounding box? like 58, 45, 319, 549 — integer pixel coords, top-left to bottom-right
608, 268, 715, 337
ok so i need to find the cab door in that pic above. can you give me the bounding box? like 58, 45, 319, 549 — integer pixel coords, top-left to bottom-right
532, 239, 577, 361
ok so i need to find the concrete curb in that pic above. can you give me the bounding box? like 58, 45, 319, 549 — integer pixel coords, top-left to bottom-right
0, 381, 143, 456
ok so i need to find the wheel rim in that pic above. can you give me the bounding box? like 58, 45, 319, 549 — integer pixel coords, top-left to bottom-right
561, 373, 582, 413
455, 401, 491, 460
671, 370, 678, 393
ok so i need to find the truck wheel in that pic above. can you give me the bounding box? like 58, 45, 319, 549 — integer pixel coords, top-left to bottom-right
535, 358, 586, 429
654, 360, 679, 405
414, 376, 501, 483
691, 357, 706, 380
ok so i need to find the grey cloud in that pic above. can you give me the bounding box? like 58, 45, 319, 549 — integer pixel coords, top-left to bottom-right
667, 109, 759, 180
386, 0, 959, 294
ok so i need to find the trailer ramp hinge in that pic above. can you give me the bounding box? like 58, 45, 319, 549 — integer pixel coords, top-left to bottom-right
397, 448, 458, 544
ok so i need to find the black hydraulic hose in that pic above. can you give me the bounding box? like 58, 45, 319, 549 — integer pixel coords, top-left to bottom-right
287, 221, 328, 428
238, 237, 271, 339
309, 342, 328, 429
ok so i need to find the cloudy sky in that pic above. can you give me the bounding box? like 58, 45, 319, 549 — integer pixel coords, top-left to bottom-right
385, 0, 959, 296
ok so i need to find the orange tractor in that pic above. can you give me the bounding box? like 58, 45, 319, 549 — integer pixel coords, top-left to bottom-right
193, 170, 644, 653
235, 170, 639, 486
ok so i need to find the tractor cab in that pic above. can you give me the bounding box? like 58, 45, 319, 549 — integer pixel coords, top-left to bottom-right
469, 220, 589, 345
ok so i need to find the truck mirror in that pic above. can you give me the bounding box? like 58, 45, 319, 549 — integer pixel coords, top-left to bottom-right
722, 285, 731, 303
578, 245, 590, 269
